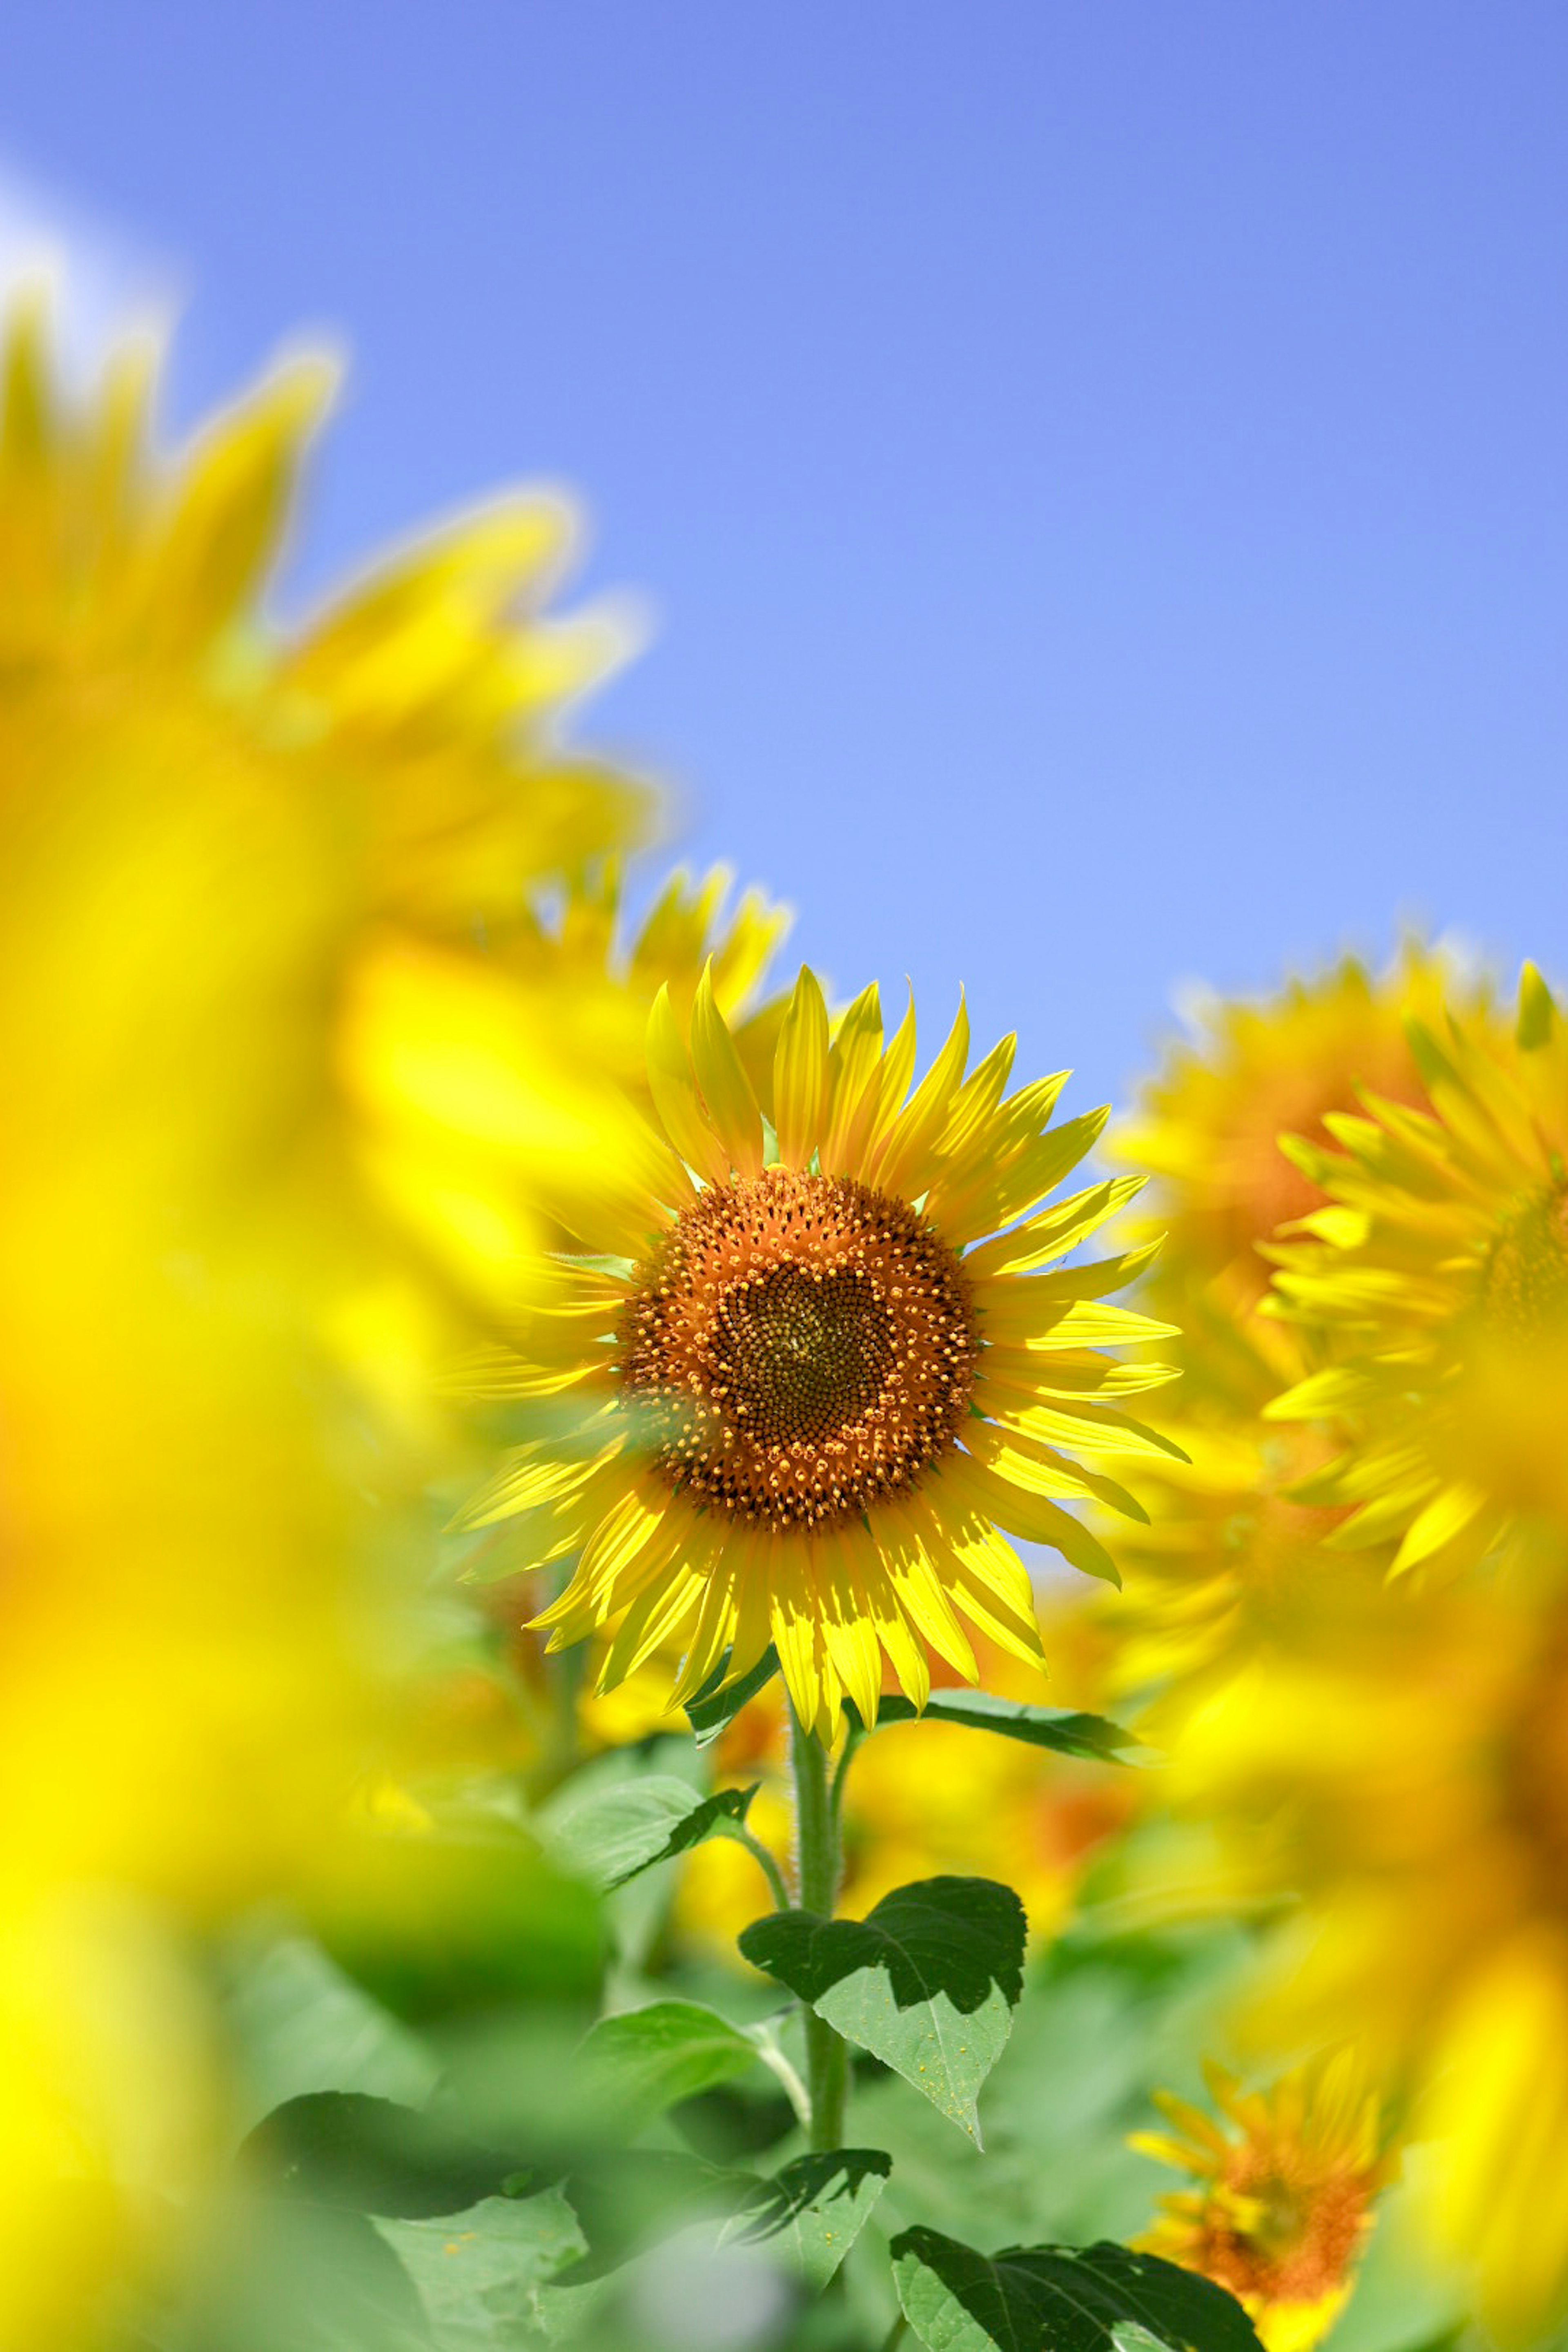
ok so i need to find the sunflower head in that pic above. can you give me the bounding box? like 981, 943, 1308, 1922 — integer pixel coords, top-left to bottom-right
1264, 962, 1568, 1575
1119, 944, 1483, 1321
1133, 2055, 1392, 2352
463, 962, 1177, 1740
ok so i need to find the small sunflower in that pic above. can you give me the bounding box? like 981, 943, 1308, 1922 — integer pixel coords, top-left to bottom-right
1118, 944, 1476, 1325
1133, 2055, 1392, 2352
462, 967, 1178, 1738
1264, 964, 1568, 1576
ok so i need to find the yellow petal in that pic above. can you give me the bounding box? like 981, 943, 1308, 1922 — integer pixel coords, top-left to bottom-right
871, 990, 970, 1198
819, 982, 884, 1176
772, 966, 832, 1169
646, 982, 731, 1183
690, 959, 765, 1176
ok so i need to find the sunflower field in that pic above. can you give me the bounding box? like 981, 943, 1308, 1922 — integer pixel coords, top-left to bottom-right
7, 294, 1568, 2352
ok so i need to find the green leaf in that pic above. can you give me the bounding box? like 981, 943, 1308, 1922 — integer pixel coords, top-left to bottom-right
846, 1689, 1153, 1764
555, 2146, 888, 2295
375, 2188, 586, 2349
684, 1645, 782, 1746
720, 2148, 890, 2290
891, 2228, 1266, 2352
575, 2001, 760, 2130
312, 1828, 605, 2023
739, 1877, 1026, 2144
539, 1776, 760, 1893
237, 2091, 514, 2218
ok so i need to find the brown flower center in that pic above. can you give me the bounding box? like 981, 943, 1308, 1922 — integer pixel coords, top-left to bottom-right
1200, 2145, 1368, 2305
617, 1168, 979, 1531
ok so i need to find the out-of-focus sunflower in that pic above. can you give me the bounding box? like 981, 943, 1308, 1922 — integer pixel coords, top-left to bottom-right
1168, 1567, 1568, 2336
1097, 953, 1478, 1708
1132, 2055, 1392, 2352
464, 966, 1178, 1738
1264, 964, 1568, 1577
1120, 945, 1473, 1332
0, 294, 648, 2341
516, 860, 791, 1100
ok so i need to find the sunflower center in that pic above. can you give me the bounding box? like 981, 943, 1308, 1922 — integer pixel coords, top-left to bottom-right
1204, 2149, 1367, 2304
714, 1263, 896, 1448
1482, 1184, 1568, 1342
618, 1167, 978, 1531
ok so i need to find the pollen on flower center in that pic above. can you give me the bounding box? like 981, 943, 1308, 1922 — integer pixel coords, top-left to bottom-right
617, 1167, 979, 1530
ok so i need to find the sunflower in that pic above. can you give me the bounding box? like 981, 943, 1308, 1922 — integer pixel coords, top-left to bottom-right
1091, 954, 1474, 1708
1263, 964, 1568, 1577
1168, 1563, 1568, 2336
462, 967, 1178, 1738
0, 294, 648, 2341
1118, 944, 1479, 1336
1132, 2055, 1392, 2352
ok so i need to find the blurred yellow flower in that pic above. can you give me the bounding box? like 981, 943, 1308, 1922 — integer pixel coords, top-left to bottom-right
1169, 1568, 1568, 2336
1097, 953, 1479, 1709
464, 964, 1176, 1738
1120, 944, 1472, 1332
1265, 963, 1568, 1578
1132, 2054, 1392, 2352
0, 293, 649, 2340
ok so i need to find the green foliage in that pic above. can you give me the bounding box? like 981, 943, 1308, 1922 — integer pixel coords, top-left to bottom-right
376, 2192, 587, 2349
575, 2000, 762, 2129
889, 2227, 1265, 2352
684, 1645, 782, 1745
740, 1878, 1026, 2144
844, 1689, 1153, 1764
540, 1775, 761, 1892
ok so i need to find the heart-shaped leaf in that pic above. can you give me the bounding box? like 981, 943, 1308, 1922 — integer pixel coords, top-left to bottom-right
540, 1776, 758, 1892
891, 2227, 1266, 2352
846, 1689, 1153, 1765
740, 1877, 1025, 2143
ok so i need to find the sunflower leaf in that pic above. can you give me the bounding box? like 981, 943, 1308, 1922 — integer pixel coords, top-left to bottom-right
739, 1876, 1025, 2144
374, 2188, 586, 2349
890, 2227, 1266, 2352
844, 1689, 1156, 1766
718, 2148, 891, 2289
684, 1644, 782, 1746
575, 2000, 761, 2130
552, 2144, 889, 2295
539, 1776, 759, 1892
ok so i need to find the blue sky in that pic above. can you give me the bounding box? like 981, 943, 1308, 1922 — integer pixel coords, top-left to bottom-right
4, 2, 1564, 1116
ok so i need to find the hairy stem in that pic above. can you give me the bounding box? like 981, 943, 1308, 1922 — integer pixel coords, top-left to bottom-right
789, 1704, 848, 2153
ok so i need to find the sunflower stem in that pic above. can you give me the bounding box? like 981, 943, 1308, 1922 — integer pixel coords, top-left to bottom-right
789, 1705, 848, 2153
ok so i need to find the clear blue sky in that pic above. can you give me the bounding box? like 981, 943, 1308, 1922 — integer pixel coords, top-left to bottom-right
4, 2, 1564, 1115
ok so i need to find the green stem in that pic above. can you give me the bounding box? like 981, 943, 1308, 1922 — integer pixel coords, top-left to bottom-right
733, 1824, 791, 1914
789, 1704, 848, 2153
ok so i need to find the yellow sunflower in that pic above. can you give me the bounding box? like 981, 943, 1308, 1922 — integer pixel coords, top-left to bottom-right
1119, 943, 1478, 1330
1264, 963, 1568, 1577
0, 294, 648, 2341
1092, 953, 1477, 1708
1132, 2054, 1392, 2352
1168, 1566, 1568, 2337
463, 967, 1178, 1738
